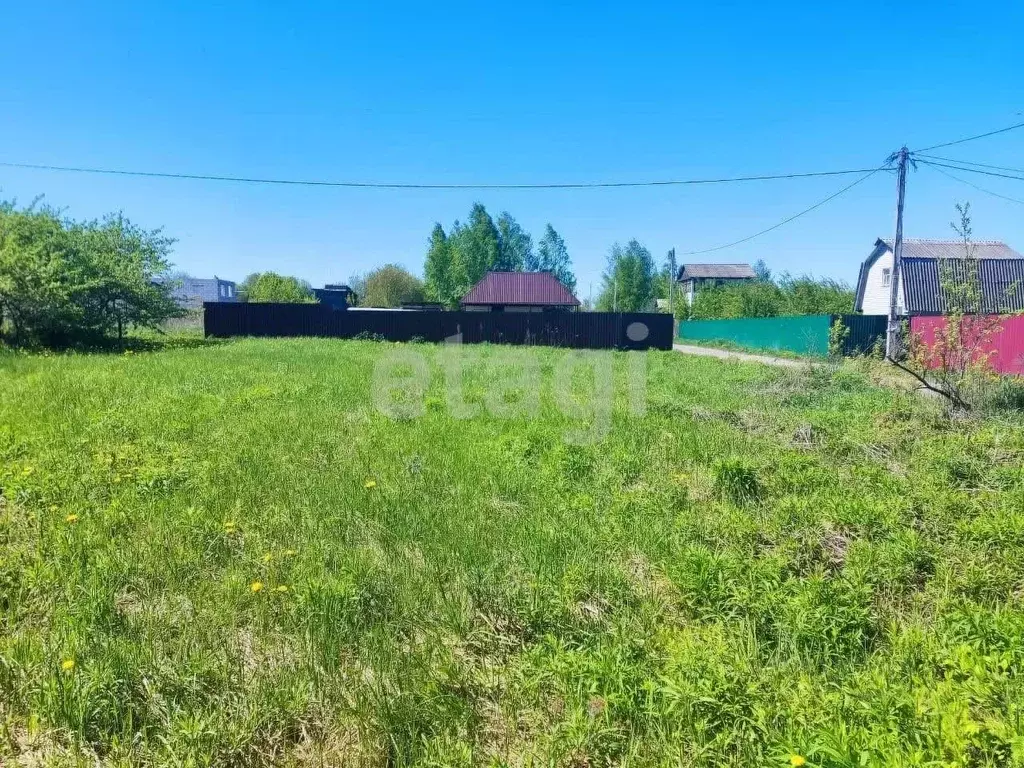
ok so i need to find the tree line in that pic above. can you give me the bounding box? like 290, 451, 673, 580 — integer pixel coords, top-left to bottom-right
1, 194, 856, 348
423, 204, 575, 307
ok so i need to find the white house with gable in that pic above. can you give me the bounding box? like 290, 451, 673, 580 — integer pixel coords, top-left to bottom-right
854, 238, 1024, 315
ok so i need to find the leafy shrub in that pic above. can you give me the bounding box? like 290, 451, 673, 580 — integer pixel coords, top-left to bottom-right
828, 317, 849, 357
687, 273, 855, 320
238, 272, 316, 303
0, 200, 182, 346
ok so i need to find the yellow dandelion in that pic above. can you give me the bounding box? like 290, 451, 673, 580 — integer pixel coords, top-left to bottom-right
262, 552, 273, 562
65, 514, 79, 524
61, 658, 75, 671
22, 467, 34, 476
789, 755, 806, 767
223, 520, 237, 532
364, 479, 377, 489
283, 549, 297, 557
250, 581, 263, 593
276, 585, 289, 593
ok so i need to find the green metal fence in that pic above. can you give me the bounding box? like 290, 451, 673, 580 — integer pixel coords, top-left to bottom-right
677, 315, 834, 356
676, 314, 887, 357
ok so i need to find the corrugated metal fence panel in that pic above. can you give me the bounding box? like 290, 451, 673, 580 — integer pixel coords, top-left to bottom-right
204, 304, 673, 350
910, 315, 1024, 375
838, 314, 887, 356
677, 315, 833, 356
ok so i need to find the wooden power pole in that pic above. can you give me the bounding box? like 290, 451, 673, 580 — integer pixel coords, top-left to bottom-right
667, 247, 677, 317
886, 146, 910, 360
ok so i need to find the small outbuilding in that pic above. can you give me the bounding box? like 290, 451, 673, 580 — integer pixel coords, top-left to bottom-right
313, 284, 357, 309
676, 263, 756, 306
460, 271, 580, 312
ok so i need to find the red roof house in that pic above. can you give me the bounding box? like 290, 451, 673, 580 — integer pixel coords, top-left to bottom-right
461, 272, 580, 312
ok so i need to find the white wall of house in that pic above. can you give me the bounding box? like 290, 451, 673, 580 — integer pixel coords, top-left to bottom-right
860, 248, 906, 315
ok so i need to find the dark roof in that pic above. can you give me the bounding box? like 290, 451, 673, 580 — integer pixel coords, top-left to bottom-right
678, 263, 756, 280
461, 272, 579, 306
854, 238, 1024, 313
901, 257, 1024, 314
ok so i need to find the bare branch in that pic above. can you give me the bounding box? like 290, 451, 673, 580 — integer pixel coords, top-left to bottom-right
886, 354, 971, 411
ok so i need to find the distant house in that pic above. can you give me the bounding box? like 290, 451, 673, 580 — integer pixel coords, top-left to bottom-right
159, 276, 238, 308
461, 271, 580, 312
676, 263, 756, 305
854, 238, 1024, 315
313, 284, 357, 309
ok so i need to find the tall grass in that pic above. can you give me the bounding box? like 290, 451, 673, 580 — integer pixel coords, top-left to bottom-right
1, 339, 1023, 766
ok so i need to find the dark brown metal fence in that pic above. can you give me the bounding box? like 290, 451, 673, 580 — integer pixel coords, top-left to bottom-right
204, 303, 674, 350
836, 314, 887, 356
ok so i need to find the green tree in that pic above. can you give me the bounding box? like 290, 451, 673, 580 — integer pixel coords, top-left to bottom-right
896, 202, 1009, 411
753, 259, 772, 282
360, 264, 425, 307
424, 224, 458, 306
596, 240, 655, 312
236, 273, 261, 302
495, 212, 532, 272
653, 248, 678, 310
450, 203, 499, 288
0, 200, 181, 346
245, 272, 317, 303
346, 273, 367, 305
533, 224, 576, 292
77, 213, 183, 339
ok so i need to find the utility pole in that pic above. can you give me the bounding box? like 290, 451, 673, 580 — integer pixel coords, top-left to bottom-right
667, 247, 677, 317
886, 146, 909, 360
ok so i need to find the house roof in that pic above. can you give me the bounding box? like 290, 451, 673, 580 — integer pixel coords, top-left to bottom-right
461, 271, 579, 306
678, 263, 756, 280
854, 238, 1024, 314
877, 238, 1022, 260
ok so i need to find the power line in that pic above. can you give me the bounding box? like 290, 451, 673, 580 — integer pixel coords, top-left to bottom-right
914, 158, 1024, 182
912, 120, 1024, 153
922, 161, 1024, 206
678, 166, 888, 256
0, 159, 880, 190
916, 153, 1024, 175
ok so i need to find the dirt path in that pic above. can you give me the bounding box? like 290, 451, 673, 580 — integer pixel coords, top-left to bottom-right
672, 343, 810, 369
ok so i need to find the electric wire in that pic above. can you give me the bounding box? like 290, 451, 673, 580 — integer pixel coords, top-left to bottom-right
678, 166, 887, 256
0, 160, 880, 190
912, 120, 1024, 153
913, 159, 1024, 183
915, 153, 1024, 175
922, 161, 1024, 206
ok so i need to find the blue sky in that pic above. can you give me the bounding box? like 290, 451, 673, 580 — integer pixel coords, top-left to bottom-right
1, 1, 1022, 296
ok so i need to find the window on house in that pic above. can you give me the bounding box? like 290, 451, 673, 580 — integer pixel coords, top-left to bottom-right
882, 268, 891, 287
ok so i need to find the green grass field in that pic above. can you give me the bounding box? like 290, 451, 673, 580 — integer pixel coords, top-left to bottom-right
2, 339, 1023, 766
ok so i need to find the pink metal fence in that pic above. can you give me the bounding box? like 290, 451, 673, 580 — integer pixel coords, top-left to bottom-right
910, 315, 1024, 375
